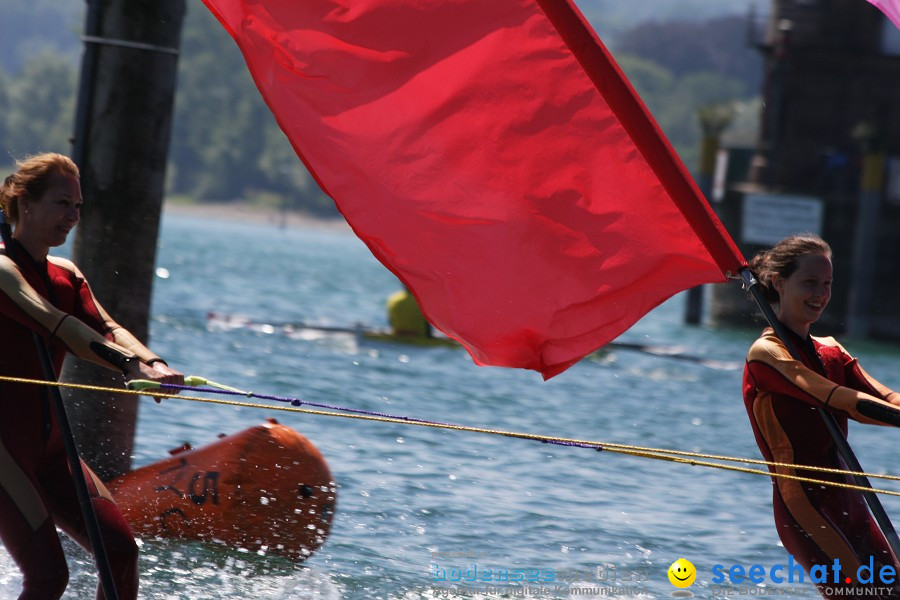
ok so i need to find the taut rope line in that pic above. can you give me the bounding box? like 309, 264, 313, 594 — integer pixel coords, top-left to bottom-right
3, 374, 900, 497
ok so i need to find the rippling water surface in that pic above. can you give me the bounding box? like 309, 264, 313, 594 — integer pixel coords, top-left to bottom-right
3, 213, 899, 599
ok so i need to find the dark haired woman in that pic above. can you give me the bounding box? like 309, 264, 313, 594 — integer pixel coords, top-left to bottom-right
0, 153, 183, 599
744, 234, 900, 598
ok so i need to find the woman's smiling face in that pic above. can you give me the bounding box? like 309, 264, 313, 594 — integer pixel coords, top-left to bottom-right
19, 172, 82, 251
773, 252, 833, 337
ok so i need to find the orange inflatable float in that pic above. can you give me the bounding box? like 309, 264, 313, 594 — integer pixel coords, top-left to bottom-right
107, 418, 336, 561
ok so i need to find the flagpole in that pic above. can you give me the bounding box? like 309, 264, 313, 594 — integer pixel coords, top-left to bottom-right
0, 210, 119, 600
740, 266, 900, 561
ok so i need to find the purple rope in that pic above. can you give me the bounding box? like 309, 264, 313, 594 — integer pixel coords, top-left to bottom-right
158, 383, 604, 452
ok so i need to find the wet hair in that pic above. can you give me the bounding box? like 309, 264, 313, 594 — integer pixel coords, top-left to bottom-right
0, 153, 79, 225
748, 234, 832, 304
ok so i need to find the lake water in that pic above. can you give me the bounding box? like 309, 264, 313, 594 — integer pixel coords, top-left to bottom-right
2, 212, 899, 599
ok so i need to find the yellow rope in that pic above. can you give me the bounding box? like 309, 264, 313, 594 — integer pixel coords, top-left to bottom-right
4, 374, 900, 497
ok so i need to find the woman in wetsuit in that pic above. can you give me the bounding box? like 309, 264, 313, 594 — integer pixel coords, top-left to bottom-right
0, 153, 183, 599
744, 234, 900, 599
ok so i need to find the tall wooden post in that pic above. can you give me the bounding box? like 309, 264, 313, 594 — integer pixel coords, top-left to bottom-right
63, 0, 185, 480
684, 104, 733, 325
846, 145, 885, 338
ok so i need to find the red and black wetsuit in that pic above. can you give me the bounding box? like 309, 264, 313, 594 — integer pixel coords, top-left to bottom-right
744, 327, 900, 599
0, 239, 160, 599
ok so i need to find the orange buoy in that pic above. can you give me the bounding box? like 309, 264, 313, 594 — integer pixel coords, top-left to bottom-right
107, 419, 336, 561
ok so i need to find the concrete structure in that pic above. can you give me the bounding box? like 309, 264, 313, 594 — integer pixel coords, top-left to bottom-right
710, 0, 900, 339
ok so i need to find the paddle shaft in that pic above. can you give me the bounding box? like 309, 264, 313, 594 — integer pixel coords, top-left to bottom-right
0, 212, 119, 599
741, 267, 900, 561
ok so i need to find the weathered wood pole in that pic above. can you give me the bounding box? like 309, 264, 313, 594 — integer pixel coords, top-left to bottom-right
63, 0, 185, 480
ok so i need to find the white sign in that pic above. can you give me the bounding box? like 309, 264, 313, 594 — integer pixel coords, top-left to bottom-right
887, 157, 900, 205
883, 18, 900, 57
741, 193, 823, 245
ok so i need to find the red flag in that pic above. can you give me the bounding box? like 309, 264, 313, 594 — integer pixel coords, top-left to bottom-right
869, 0, 900, 29
202, 0, 745, 378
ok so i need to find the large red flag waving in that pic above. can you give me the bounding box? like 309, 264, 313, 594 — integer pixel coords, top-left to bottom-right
201, 0, 745, 378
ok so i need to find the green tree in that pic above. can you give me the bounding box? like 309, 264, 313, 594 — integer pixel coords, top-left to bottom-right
616, 54, 675, 99
0, 0, 80, 74
2, 51, 76, 158
167, 3, 334, 213
616, 16, 761, 96
170, 5, 257, 198
257, 119, 335, 215
656, 71, 747, 168
577, 0, 756, 42
617, 52, 750, 169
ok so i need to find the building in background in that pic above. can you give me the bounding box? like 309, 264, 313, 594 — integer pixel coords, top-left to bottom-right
710, 0, 900, 339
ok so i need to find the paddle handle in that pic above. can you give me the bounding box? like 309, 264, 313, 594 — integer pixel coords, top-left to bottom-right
128, 375, 206, 391
128, 375, 250, 395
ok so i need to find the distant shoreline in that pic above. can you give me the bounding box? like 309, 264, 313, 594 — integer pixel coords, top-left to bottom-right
162, 201, 351, 232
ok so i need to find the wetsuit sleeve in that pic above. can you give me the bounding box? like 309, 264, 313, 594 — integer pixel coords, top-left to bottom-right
745, 333, 900, 427
0, 254, 141, 373
848, 362, 900, 405
830, 340, 900, 405
62, 259, 163, 365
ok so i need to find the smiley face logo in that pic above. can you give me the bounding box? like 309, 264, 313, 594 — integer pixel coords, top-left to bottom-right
668, 558, 697, 588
